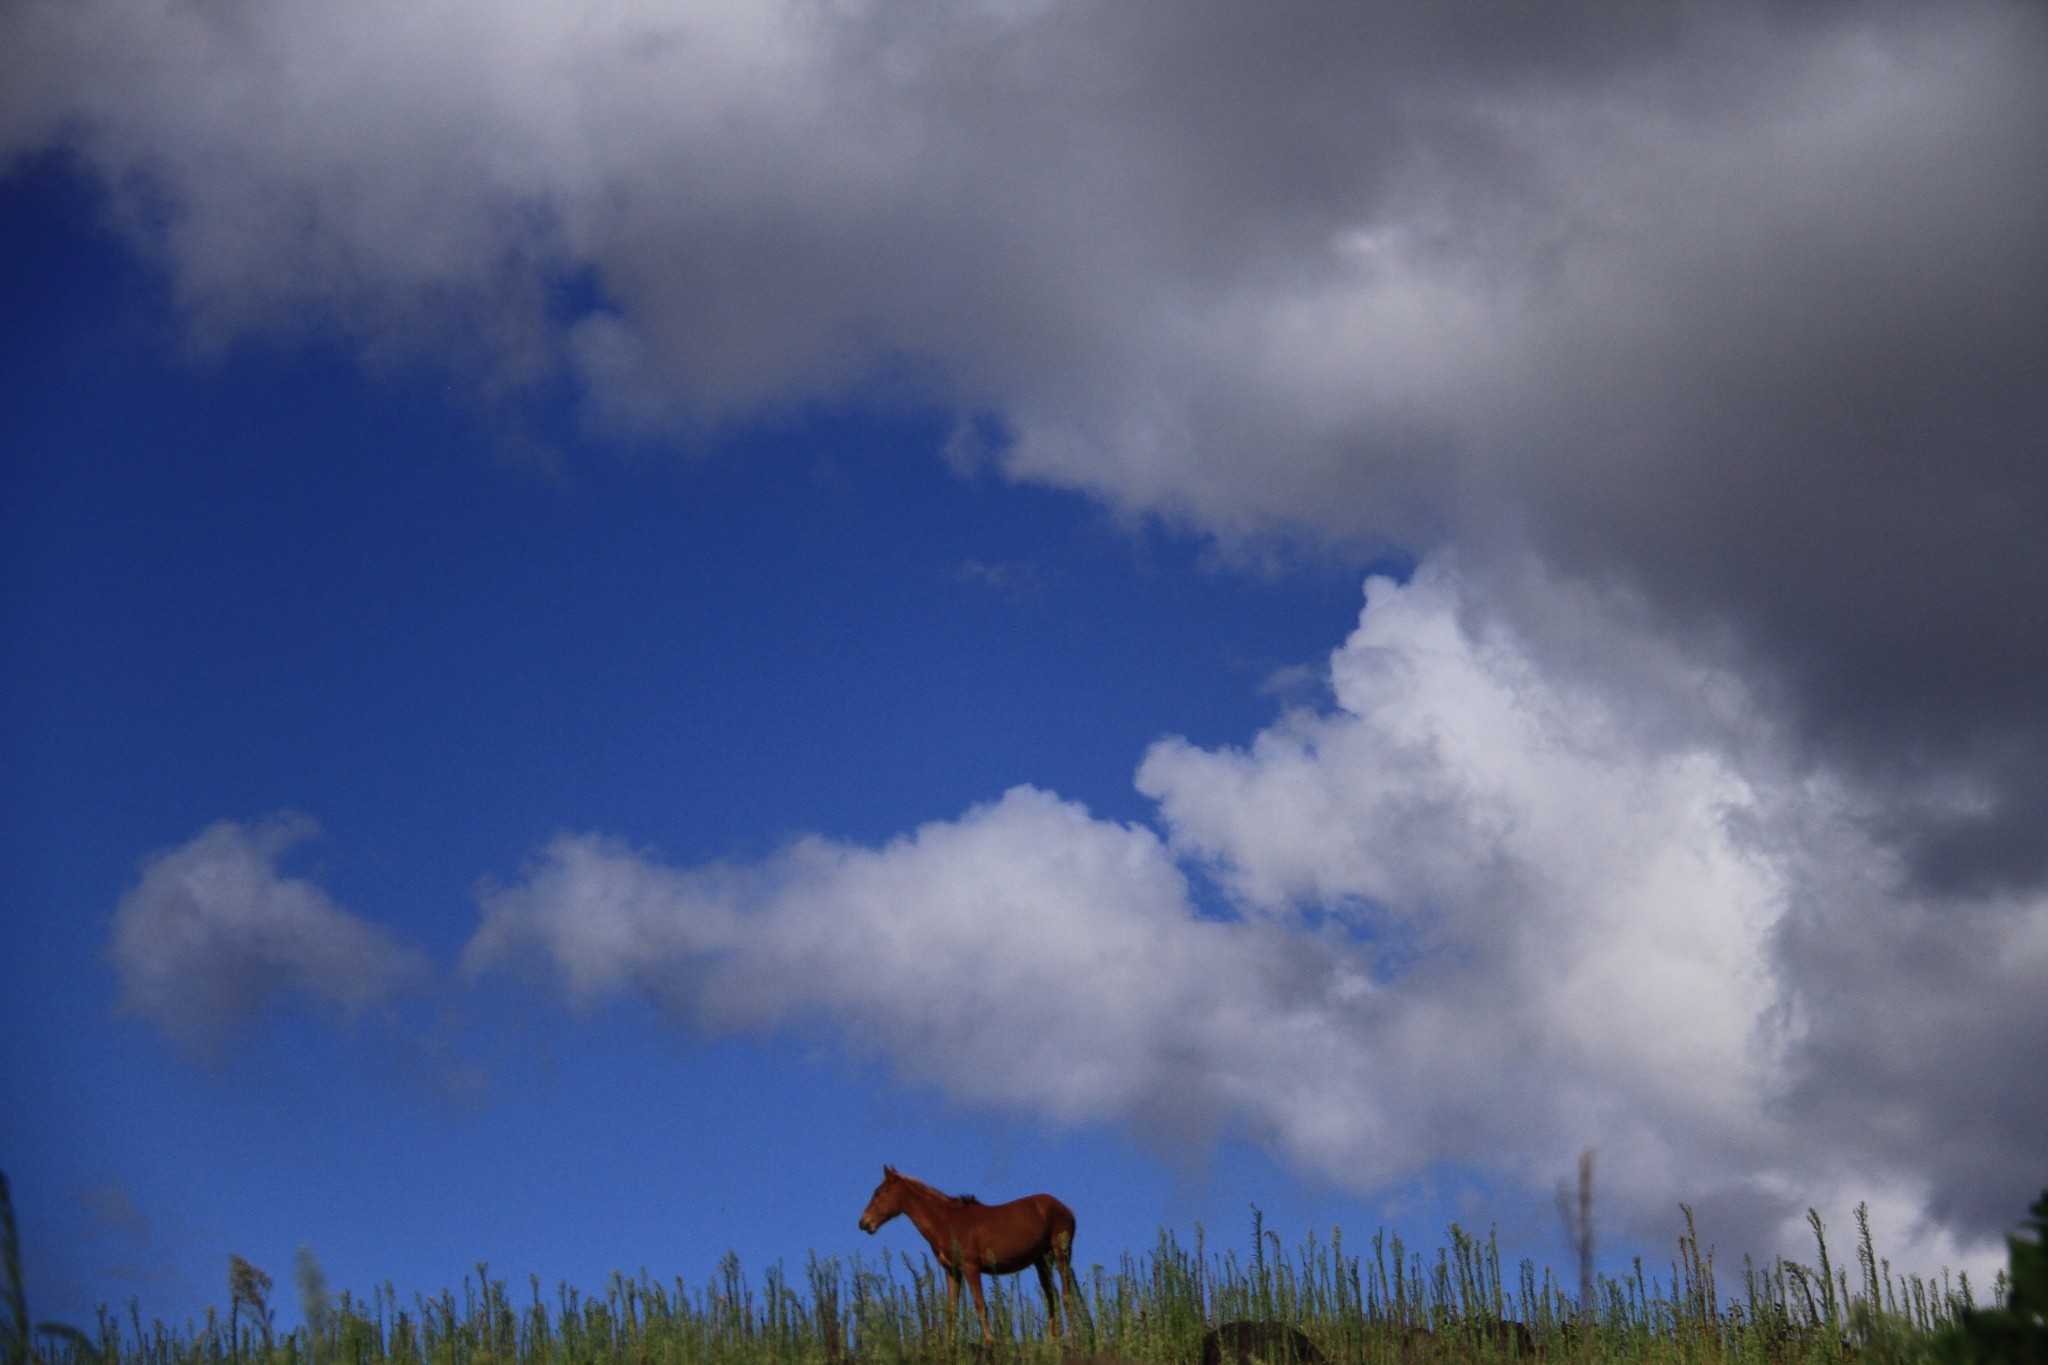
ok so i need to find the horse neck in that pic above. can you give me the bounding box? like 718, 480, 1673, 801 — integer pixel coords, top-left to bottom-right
895, 1180, 967, 1249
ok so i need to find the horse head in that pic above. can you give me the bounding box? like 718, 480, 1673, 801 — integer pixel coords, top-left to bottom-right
858, 1165, 904, 1233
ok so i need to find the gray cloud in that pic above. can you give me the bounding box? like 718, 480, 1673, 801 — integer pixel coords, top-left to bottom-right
1472, 13, 2048, 891
75, 1179, 149, 1239
8, 6, 2041, 875
109, 817, 431, 1057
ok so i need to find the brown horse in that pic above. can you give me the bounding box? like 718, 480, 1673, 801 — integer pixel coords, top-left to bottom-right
857, 1165, 1081, 1344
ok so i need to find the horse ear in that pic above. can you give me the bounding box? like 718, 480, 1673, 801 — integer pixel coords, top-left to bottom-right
884, 1164, 897, 1177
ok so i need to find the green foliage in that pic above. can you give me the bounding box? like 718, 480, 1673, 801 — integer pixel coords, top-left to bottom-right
3, 1172, 28, 1365
1, 1171, 99, 1365
18, 1175, 2048, 1365
294, 1248, 330, 1338
1926, 1187, 2048, 1365
28, 1326, 95, 1365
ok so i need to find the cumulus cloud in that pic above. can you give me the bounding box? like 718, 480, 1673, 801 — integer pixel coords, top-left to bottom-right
460, 566, 2042, 1264
1138, 565, 1785, 1140
1139, 567, 2048, 1253
109, 816, 431, 1057
463, 786, 1323, 1143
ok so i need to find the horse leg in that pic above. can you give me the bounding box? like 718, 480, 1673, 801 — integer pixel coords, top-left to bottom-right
965, 1266, 994, 1346
941, 1264, 963, 1340
1034, 1259, 1062, 1337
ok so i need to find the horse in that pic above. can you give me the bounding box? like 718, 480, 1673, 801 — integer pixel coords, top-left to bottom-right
857, 1165, 1081, 1345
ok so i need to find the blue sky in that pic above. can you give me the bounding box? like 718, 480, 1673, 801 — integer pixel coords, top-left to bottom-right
5, 0, 2047, 1336
0, 156, 1403, 1323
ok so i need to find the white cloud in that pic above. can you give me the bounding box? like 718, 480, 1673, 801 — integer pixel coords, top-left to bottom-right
459, 563, 2038, 1268
102, 569, 2032, 1271
1137, 565, 1784, 1131
108, 816, 430, 1057
464, 788, 1311, 1135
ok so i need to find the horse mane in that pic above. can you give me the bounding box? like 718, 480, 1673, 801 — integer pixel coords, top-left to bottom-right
895, 1172, 980, 1206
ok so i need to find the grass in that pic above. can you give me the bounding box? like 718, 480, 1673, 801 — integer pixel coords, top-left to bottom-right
22, 1196, 2014, 1365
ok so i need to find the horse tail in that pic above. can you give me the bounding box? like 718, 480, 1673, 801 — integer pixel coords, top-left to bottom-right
1048, 1196, 1077, 1263
1048, 1199, 1086, 1336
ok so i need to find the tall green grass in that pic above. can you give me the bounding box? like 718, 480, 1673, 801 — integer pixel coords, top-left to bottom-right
30, 1200, 2003, 1365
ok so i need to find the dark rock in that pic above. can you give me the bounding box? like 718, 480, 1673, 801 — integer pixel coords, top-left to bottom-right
1199, 1320, 1327, 1365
